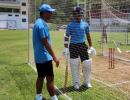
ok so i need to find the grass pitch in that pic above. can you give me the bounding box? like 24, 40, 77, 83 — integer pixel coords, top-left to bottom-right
0, 30, 128, 100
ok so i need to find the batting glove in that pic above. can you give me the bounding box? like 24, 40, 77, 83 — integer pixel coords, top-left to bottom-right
88, 47, 96, 57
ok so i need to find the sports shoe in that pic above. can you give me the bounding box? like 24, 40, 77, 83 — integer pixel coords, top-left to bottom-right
74, 84, 80, 90
82, 83, 92, 88
36, 94, 43, 100
51, 95, 58, 100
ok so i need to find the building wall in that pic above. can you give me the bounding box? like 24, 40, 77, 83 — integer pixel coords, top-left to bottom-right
20, 0, 28, 29
0, 0, 28, 29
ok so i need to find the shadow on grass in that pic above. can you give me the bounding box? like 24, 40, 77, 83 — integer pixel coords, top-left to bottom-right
55, 85, 89, 96
12, 62, 28, 66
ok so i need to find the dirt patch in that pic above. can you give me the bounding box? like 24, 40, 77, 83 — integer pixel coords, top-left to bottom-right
115, 51, 130, 60
92, 56, 130, 94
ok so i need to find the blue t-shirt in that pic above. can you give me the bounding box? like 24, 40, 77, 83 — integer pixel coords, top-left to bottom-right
66, 19, 90, 44
33, 18, 52, 63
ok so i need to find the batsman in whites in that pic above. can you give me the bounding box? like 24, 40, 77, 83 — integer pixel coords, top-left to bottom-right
63, 6, 96, 90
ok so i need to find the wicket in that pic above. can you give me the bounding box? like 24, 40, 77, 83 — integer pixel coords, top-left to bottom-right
109, 48, 115, 69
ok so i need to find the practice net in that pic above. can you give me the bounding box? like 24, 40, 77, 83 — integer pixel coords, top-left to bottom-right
28, 0, 130, 99
90, 0, 130, 99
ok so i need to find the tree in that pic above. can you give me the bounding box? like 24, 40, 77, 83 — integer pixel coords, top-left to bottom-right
29, 0, 77, 24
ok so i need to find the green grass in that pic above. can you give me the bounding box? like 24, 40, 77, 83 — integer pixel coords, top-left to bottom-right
0, 30, 128, 100
0, 30, 36, 100
50, 31, 129, 100
91, 32, 130, 51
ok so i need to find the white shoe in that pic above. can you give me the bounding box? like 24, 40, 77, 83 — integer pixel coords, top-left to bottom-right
82, 83, 92, 88
51, 95, 58, 100
74, 84, 80, 90
36, 94, 43, 100
87, 83, 92, 88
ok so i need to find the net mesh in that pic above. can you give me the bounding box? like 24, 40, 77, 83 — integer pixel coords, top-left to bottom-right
100, 0, 130, 61
92, 0, 130, 98
28, 0, 130, 99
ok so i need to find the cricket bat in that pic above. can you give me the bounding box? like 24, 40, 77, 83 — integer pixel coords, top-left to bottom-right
64, 54, 69, 89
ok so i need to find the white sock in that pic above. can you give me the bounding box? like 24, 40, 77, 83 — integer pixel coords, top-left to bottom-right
51, 95, 58, 100
36, 93, 42, 96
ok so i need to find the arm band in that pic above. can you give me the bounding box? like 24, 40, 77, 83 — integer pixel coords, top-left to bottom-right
64, 33, 69, 45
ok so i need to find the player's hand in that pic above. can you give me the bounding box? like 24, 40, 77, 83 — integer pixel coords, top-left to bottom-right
88, 47, 96, 57
62, 48, 69, 59
53, 57, 60, 67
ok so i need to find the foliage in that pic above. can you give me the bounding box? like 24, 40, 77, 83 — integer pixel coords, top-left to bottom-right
30, 0, 77, 24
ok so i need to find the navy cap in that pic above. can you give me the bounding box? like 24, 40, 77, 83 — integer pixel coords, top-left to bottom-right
73, 6, 83, 14
39, 4, 56, 13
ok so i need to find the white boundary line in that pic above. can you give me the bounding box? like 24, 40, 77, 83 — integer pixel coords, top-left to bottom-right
28, 63, 72, 100
91, 72, 130, 96
92, 75, 130, 87
111, 80, 130, 86
91, 77, 112, 87
29, 62, 130, 99
91, 77, 130, 98
80, 71, 129, 98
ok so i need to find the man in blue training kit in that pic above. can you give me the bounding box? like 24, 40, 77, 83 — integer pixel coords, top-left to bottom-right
63, 6, 96, 90
33, 4, 59, 100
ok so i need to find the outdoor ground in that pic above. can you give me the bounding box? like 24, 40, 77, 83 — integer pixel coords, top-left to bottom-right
0, 30, 129, 100
92, 56, 130, 95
